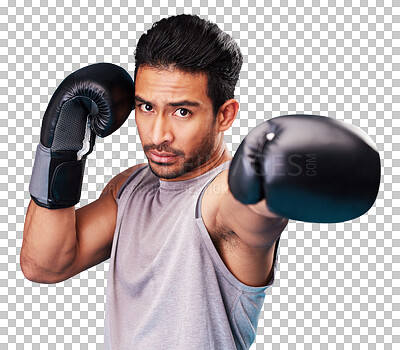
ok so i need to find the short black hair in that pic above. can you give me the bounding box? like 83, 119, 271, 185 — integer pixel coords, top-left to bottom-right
133, 14, 243, 117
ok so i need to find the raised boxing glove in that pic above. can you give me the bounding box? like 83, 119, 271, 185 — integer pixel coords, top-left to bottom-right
228, 114, 381, 223
29, 63, 135, 209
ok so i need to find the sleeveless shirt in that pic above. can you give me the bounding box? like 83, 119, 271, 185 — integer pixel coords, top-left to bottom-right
104, 161, 280, 349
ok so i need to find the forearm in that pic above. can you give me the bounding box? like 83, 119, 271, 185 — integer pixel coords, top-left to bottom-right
247, 199, 288, 244
21, 200, 78, 283
247, 199, 285, 219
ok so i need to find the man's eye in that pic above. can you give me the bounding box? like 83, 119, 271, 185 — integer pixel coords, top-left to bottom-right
139, 104, 153, 112
174, 108, 191, 117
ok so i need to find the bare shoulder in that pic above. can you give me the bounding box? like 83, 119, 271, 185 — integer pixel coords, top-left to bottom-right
101, 163, 148, 201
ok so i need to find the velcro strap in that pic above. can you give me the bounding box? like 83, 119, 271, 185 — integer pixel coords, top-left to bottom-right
49, 158, 86, 206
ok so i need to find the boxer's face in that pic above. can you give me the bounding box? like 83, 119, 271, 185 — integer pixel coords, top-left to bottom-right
134, 65, 221, 180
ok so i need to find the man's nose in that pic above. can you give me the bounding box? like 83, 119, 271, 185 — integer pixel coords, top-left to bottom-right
149, 113, 174, 146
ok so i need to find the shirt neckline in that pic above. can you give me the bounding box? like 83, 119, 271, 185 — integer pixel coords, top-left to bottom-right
157, 160, 231, 191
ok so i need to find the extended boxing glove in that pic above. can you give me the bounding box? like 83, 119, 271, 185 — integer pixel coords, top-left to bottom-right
29, 63, 135, 209
228, 114, 381, 223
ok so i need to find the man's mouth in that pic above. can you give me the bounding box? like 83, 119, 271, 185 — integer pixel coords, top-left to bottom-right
147, 151, 179, 163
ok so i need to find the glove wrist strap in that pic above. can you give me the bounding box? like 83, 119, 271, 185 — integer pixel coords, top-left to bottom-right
29, 143, 86, 209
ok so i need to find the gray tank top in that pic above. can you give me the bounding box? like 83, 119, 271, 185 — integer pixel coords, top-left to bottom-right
104, 161, 279, 349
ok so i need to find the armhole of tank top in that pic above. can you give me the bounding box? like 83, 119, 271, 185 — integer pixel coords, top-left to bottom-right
195, 174, 218, 219
116, 165, 148, 202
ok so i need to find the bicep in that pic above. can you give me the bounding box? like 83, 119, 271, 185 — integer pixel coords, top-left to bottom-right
72, 191, 117, 275
64, 164, 145, 279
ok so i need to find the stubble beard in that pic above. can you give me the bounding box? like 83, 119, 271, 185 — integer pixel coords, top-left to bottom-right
146, 126, 218, 180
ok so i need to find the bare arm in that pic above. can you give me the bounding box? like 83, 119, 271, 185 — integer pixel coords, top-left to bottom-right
202, 170, 287, 287
21, 164, 145, 284
21, 202, 77, 283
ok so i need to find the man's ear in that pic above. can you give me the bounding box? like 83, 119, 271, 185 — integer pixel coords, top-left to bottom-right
216, 99, 239, 132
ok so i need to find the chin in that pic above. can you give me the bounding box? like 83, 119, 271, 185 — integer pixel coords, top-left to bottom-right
148, 161, 186, 180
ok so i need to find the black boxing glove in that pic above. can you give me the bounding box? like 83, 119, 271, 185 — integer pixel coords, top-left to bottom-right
29, 63, 135, 209
228, 114, 381, 223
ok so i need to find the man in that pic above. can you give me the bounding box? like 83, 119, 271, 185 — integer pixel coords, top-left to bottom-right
21, 14, 380, 349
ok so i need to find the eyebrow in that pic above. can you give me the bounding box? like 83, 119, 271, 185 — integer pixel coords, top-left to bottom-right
134, 95, 201, 107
